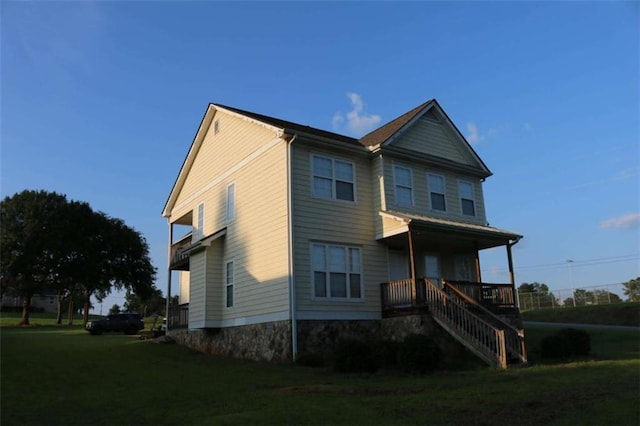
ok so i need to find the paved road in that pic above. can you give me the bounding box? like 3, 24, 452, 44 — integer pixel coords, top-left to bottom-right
524, 321, 640, 331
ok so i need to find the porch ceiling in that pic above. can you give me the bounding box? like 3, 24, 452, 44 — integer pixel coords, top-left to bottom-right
379, 211, 522, 251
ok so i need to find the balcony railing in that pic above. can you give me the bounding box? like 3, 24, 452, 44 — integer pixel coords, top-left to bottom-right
167, 303, 189, 329
170, 233, 192, 270
445, 281, 515, 308
381, 278, 516, 313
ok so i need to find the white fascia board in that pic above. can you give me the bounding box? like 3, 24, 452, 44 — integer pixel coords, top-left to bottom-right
214, 105, 285, 137
162, 104, 217, 218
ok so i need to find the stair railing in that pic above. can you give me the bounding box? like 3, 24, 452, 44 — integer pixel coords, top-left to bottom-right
443, 281, 527, 364
423, 279, 508, 368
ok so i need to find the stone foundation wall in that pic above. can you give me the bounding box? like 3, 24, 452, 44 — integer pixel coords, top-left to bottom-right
169, 320, 292, 363
169, 314, 476, 365
297, 314, 473, 362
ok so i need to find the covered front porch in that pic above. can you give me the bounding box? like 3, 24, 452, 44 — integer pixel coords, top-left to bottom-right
377, 212, 526, 368
377, 211, 522, 316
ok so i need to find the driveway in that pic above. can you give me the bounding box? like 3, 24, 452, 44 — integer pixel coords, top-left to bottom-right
524, 321, 639, 331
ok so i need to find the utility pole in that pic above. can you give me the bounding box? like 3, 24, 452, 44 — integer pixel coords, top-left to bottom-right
566, 259, 576, 307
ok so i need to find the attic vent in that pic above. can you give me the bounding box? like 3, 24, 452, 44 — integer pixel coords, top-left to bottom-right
214, 120, 220, 134
424, 109, 440, 122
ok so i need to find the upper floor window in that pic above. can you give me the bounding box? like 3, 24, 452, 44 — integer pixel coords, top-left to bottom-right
196, 203, 205, 238
427, 174, 446, 212
312, 155, 355, 202
312, 243, 362, 300
459, 181, 476, 216
226, 183, 235, 221
393, 165, 413, 207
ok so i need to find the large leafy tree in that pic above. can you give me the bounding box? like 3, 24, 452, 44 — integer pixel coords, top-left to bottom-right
622, 277, 640, 302
124, 286, 166, 317
1, 190, 157, 325
1, 190, 72, 325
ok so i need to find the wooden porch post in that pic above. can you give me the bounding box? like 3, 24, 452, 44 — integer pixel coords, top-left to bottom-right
474, 242, 482, 283
408, 224, 417, 305
506, 241, 518, 307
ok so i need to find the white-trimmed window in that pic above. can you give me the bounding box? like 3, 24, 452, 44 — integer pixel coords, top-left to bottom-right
312, 243, 362, 300
312, 155, 355, 202
459, 181, 476, 216
226, 183, 235, 221
195, 203, 205, 238
225, 260, 234, 308
393, 165, 413, 207
427, 173, 446, 212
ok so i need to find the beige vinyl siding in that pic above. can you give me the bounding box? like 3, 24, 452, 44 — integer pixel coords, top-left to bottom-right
169, 111, 290, 325
205, 240, 223, 321
391, 116, 478, 166
188, 250, 206, 326
291, 142, 388, 315
383, 158, 486, 224
171, 110, 281, 225
179, 271, 190, 304
218, 143, 290, 320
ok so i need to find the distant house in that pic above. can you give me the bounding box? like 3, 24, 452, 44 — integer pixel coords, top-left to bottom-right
1, 291, 57, 313
162, 99, 526, 368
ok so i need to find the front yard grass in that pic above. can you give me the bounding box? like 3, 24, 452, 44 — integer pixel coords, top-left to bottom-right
1, 325, 638, 426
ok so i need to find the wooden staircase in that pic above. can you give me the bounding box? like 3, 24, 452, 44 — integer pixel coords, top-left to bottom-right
424, 279, 527, 368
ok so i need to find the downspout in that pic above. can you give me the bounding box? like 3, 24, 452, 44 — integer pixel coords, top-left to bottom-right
507, 237, 521, 308
286, 135, 298, 361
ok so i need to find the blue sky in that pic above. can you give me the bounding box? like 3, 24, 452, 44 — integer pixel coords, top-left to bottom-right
2, 1, 638, 311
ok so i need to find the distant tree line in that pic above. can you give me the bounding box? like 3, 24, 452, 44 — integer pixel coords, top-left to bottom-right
518, 278, 636, 311
1, 190, 158, 325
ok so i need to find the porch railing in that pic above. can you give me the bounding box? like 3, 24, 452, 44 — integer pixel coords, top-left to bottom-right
446, 280, 515, 308
381, 278, 421, 309
168, 303, 189, 329
170, 233, 192, 270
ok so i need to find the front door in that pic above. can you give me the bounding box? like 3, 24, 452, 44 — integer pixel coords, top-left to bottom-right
424, 255, 441, 286
389, 250, 409, 281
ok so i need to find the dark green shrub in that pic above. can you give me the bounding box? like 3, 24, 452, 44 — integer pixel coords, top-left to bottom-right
295, 352, 325, 368
397, 334, 440, 374
333, 339, 379, 373
541, 328, 591, 359
372, 340, 399, 369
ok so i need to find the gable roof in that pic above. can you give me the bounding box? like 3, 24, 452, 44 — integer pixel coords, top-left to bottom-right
163, 99, 493, 217
216, 104, 361, 147
359, 100, 435, 147
360, 99, 491, 175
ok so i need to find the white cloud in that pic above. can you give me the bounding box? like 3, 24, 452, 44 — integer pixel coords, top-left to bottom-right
465, 122, 484, 145
600, 213, 640, 230
332, 93, 381, 136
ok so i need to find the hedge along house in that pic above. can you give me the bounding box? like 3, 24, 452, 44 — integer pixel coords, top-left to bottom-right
162, 99, 526, 368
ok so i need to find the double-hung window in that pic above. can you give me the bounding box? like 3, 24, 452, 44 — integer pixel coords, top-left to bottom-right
459, 181, 476, 216
394, 165, 413, 207
312, 243, 362, 300
195, 203, 205, 239
312, 155, 355, 202
427, 174, 446, 212
226, 183, 235, 221
225, 260, 234, 308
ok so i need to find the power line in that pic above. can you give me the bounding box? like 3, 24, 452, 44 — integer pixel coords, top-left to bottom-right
481, 254, 639, 274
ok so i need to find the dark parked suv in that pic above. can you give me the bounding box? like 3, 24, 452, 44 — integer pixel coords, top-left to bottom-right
85, 313, 145, 335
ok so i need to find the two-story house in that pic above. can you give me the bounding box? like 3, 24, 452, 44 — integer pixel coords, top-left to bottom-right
162, 99, 526, 368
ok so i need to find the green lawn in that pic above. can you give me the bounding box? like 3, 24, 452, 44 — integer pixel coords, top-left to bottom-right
1, 324, 638, 426
521, 302, 640, 326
